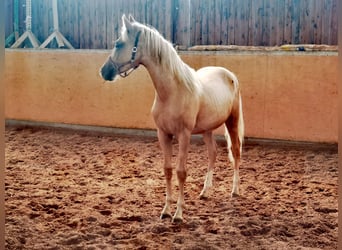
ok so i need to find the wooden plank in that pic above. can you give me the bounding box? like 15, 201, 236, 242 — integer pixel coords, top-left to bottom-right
90, 0, 97, 48
330, 0, 338, 44
251, 0, 262, 46
174, 0, 190, 47
164, 0, 173, 41
245, 0, 252, 45
247, 0, 255, 46
157, 1, 165, 38
279, 0, 286, 45
299, 0, 310, 44
214, 0, 222, 44
95, 0, 107, 49
189, 0, 196, 45
79, 0, 89, 48
262, 0, 271, 46
321, 0, 329, 44
207, 0, 216, 45
220, 1, 228, 45
30, 0, 47, 44
268, 0, 276, 46
201, 0, 206, 45
234, 0, 241, 45
5, 0, 14, 38
172, 0, 180, 44
271, 0, 284, 46
227, 0, 234, 45
87, 0, 94, 48
238, 0, 249, 45
312, 0, 322, 44
291, 0, 300, 44
283, 0, 292, 44
151, 0, 159, 31
70, 0, 80, 49
145, 0, 152, 25
191, 0, 202, 45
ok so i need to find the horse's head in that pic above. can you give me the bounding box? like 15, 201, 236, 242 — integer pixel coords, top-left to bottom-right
100, 14, 143, 81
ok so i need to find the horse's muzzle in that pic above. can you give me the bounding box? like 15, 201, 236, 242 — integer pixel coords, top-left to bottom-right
100, 59, 118, 81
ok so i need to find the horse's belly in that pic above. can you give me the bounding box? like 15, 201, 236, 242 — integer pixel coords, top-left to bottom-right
193, 109, 230, 134
192, 119, 227, 134
193, 91, 234, 133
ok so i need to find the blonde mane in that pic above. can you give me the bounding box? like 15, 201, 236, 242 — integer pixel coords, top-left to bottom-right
133, 23, 200, 93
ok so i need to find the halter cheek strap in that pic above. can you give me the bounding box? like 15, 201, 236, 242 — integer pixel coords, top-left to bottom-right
109, 31, 142, 78
130, 30, 141, 63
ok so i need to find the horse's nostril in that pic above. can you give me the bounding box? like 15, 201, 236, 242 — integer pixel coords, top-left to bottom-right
100, 61, 117, 81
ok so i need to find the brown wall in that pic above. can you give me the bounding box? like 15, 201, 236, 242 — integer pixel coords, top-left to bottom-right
5, 50, 338, 143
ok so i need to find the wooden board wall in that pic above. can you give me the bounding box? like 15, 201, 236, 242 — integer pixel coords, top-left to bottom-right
5, 0, 338, 48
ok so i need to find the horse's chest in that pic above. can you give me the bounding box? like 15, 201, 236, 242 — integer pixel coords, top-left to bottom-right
151, 100, 197, 134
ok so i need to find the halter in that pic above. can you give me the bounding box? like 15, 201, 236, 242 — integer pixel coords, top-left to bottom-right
109, 31, 142, 78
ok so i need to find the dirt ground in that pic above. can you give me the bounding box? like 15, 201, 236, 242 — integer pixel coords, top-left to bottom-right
5, 126, 338, 250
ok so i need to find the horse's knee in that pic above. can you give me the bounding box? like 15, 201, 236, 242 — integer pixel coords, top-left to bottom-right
176, 169, 187, 183
164, 167, 173, 180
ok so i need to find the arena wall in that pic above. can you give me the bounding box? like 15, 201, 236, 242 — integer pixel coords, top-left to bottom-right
5, 49, 338, 143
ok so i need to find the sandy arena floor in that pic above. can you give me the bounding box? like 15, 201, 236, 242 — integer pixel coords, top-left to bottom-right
5, 126, 338, 249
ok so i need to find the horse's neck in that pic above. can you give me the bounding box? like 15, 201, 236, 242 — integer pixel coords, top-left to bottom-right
142, 57, 186, 102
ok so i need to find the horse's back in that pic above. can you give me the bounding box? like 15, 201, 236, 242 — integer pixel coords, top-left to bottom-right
195, 66, 239, 98
196, 66, 238, 92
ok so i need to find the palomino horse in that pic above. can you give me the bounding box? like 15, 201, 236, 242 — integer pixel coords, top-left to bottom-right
100, 15, 244, 223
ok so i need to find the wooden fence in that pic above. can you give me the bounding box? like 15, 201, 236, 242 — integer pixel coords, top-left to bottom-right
5, 0, 338, 49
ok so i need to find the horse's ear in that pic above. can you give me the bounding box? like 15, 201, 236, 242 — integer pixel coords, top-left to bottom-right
122, 14, 132, 30
128, 14, 136, 23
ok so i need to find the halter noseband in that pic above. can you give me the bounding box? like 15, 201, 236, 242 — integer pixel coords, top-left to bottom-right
109, 31, 142, 78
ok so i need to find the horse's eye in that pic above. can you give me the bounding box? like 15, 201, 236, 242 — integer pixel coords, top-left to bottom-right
115, 40, 124, 49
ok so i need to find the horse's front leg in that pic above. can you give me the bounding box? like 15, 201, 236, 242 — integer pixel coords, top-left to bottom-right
158, 129, 173, 219
173, 130, 191, 223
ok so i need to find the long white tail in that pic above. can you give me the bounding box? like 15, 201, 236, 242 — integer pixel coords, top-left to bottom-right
225, 69, 244, 148
225, 86, 244, 162
224, 127, 232, 163
237, 93, 244, 153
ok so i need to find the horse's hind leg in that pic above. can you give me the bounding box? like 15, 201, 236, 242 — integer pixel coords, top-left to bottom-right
200, 131, 217, 199
225, 116, 243, 197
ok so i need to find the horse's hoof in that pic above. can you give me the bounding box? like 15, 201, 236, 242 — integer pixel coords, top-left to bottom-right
199, 194, 209, 200
231, 192, 240, 198
200, 188, 212, 200
160, 213, 172, 220
172, 217, 183, 224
